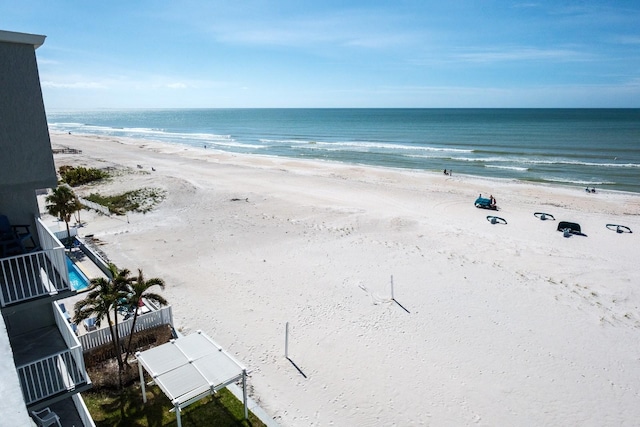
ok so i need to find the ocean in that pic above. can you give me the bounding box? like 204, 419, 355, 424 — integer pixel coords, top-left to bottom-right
46, 109, 640, 193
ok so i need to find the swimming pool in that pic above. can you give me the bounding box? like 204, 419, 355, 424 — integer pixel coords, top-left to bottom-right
66, 257, 90, 292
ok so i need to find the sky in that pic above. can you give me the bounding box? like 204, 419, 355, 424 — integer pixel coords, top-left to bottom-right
2, 0, 639, 109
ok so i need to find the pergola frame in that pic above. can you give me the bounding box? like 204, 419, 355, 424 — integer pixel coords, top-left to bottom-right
136, 330, 248, 427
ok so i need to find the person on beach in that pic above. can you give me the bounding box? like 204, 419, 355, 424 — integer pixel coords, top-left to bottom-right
443, 169, 448, 175
490, 195, 496, 207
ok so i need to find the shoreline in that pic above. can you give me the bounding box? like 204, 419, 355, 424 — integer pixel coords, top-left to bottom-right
51, 131, 640, 198
50, 131, 640, 194
49, 131, 640, 426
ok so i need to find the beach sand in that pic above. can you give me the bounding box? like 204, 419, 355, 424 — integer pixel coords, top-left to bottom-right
49, 132, 640, 426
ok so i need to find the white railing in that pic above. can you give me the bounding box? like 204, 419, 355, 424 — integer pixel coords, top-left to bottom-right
54, 302, 88, 375
17, 347, 88, 406
53, 226, 78, 241
0, 218, 69, 307
36, 217, 68, 272
72, 393, 97, 427
79, 306, 173, 351
15, 303, 91, 406
75, 238, 112, 279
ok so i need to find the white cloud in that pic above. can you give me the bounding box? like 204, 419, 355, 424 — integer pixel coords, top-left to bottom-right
615, 36, 640, 45
35, 58, 60, 65
452, 47, 594, 63
41, 81, 107, 89
207, 8, 420, 51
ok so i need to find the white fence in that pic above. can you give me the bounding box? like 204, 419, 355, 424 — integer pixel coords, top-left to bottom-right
79, 306, 173, 352
79, 197, 110, 216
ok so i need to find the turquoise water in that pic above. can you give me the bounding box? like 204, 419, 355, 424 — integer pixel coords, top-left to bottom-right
47, 109, 640, 193
66, 257, 89, 291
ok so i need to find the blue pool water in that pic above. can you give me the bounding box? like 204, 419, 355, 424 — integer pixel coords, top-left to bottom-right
66, 257, 89, 291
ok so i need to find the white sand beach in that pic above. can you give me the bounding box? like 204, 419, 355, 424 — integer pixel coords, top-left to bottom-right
49, 132, 640, 426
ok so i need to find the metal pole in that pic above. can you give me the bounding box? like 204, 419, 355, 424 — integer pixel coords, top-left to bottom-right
137, 353, 147, 403
243, 369, 248, 419
391, 275, 394, 300
285, 322, 289, 359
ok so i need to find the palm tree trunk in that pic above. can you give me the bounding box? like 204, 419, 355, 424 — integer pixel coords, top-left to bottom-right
113, 306, 125, 388
106, 311, 120, 365
124, 305, 141, 364
64, 220, 71, 249
107, 307, 125, 388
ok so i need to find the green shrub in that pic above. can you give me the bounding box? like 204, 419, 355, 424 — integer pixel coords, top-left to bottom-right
59, 166, 109, 186
85, 188, 166, 215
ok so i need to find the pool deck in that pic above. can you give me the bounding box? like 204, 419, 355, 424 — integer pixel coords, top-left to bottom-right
69, 247, 107, 286
62, 248, 113, 333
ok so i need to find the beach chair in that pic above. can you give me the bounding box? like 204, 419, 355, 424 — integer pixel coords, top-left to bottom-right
84, 317, 97, 332
117, 296, 133, 314
557, 221, 586, 237
486, 215, 507, 225
534, 212, 555, 221
31, 407, 62, 427
606, 224, 632, 234
557, 221, 581, 233
59, 303, 72, 322
0, 214, 36, 256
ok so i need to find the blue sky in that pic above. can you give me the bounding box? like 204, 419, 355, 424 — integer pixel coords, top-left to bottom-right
2, 1, 639, 108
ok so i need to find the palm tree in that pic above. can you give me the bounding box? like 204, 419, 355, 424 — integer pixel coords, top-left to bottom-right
73, 276, 123, 379
73, 263, 132, 387
123, 269, 168, 363
73, 277, 114, 329
46, 185, 82, 248
109, 265, 135, 372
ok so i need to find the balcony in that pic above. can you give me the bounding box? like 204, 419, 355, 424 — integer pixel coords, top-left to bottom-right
0, 218, 71, 307
12, 302, 91, 407
37, 393, 96, 427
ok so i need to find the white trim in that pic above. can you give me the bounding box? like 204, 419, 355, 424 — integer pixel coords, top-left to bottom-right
0, 30, 46, 48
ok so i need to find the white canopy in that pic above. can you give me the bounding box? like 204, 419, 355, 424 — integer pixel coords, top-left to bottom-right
136, 331, 248, 426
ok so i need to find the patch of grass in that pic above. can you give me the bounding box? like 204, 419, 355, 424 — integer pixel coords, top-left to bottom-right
84, 384, 265, 427
82, 326, 264, 426
85, 188, 166, 215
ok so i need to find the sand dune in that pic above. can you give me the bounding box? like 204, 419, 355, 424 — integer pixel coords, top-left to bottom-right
49, 132, 640, 426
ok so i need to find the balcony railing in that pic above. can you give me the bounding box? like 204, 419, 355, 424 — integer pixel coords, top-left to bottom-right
16, 303, 90, 406
0, 218, 70, 307
72, 393, 97, 427
18, 348, 87, 405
